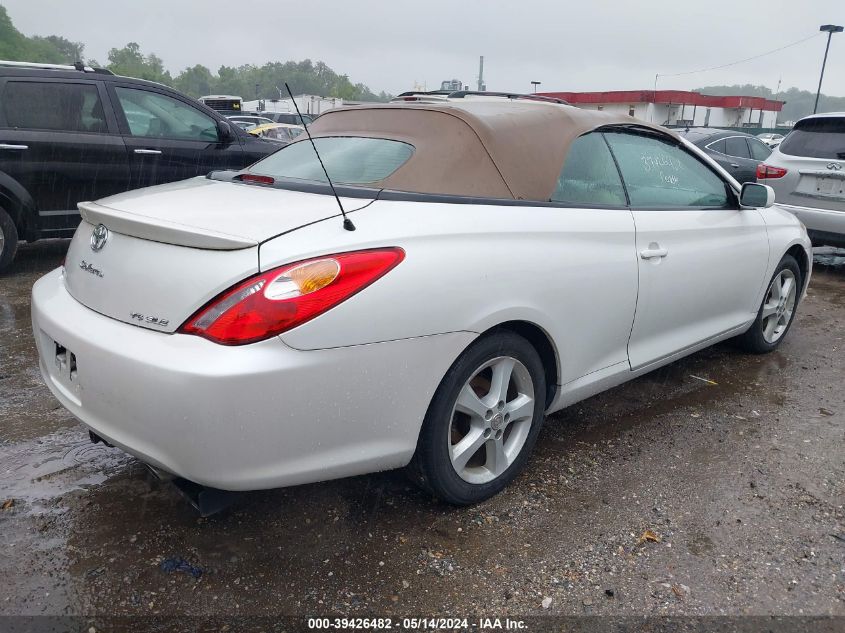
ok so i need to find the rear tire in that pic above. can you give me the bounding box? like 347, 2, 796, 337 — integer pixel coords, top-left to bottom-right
735, 254, 801, 354
408, 331, 546, 505
0, 207, 19, 274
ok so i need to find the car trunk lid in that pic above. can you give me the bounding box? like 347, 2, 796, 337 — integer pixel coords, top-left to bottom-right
64, 221, 260, 333
64, 177, 348, 333
82, 176, 346, 247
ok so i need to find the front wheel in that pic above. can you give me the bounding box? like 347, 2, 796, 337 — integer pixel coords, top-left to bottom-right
408, 331, 546, 505
735, 254, 801, 353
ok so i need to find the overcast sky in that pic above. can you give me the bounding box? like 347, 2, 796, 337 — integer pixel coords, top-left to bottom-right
5, 0, 845, 97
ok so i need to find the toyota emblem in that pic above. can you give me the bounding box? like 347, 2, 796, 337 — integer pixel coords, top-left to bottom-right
90, 224, 110, 252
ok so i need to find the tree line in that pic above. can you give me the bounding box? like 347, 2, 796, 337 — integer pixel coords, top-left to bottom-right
2, 5, 843, 119
0, 6, 390, 102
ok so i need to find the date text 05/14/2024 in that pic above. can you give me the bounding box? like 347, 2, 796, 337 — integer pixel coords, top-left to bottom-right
306, 617, 528, 630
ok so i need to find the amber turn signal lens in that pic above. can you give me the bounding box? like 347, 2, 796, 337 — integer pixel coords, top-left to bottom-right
264, 259, 341, 300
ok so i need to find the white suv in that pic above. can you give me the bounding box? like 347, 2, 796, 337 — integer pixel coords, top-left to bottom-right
756, 112, 845, 247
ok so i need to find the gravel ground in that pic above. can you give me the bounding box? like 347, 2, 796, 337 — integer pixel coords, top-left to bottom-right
1, 240, 843, 621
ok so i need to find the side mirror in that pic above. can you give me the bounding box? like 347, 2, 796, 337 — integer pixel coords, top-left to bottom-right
217, 120, 234, 143
740, 182, 775, 209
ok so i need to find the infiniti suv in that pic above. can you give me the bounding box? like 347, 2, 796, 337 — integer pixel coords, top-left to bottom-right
756, 112, 845, 247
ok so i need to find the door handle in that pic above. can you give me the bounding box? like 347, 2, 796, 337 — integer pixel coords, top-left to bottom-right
134, 148, 162, 155
640, 245, 669, 259
730, 163, 740, 168
0, 143, 28, 150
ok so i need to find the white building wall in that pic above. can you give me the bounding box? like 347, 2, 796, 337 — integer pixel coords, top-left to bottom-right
244, 95, 345, 116
571, 102, 780, 128
706, 108, 778, 128
706, 108, 740, 127
760, 110, 778, 127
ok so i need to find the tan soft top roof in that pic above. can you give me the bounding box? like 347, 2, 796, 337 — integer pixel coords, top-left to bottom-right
305, 100, 677, 201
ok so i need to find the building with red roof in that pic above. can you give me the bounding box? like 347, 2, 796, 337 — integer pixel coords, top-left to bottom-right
539, 90, 784, 128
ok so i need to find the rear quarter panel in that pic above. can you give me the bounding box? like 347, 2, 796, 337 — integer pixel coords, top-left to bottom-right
261, 198, 640, 386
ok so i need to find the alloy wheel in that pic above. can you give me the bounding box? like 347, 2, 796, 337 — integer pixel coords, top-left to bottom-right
761, 269, 797, 344
448, 356, 535, 484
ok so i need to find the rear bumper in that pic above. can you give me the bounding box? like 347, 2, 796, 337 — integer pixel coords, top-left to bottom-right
777, 203, 845, 245
32, 268, 473, 490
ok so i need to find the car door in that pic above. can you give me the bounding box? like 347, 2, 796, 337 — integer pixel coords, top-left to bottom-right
710, 135, 758, 183
747, 137, 772, 173
0, 77, 128, 233
603, 128, 770, 370
108, 84, 246, 189
548, 131, 640, 380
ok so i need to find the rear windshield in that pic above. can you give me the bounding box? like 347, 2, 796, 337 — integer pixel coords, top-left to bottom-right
250, 136, 414, 184
779, 118, 845, 159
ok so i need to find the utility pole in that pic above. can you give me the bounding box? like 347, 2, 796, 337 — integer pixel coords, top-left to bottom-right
814, 24, 843, 114
477, 56, 485, 92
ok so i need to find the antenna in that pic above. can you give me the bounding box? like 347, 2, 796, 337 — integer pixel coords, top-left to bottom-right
284, 82, 355, 231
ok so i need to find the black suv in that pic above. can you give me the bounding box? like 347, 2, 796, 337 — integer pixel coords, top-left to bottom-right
0, 61, 281, 271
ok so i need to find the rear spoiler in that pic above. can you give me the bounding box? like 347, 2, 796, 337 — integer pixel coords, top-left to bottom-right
78, 201, 257, 250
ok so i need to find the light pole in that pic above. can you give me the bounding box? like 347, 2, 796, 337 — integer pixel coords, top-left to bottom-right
530, 81, 541, 94
814, 24, 843, 114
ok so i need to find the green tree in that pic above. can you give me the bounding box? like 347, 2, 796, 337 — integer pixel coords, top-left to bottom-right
0, 5, 32, 60
198, 59, 391, 102
215, 65, 249, 96
107, 42, 172, 85
0, 6, 84, 63
30, 35, 84, 63
173, 64, 215, 97
696, 84, 773, 98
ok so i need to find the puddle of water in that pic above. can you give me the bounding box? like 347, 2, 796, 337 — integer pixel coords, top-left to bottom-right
0, 427, 133, 514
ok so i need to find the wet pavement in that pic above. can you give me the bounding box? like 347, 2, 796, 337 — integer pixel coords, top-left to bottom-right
1, 240, 844, 618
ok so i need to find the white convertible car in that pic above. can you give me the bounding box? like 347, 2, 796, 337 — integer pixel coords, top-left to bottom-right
32, 95, 811, 505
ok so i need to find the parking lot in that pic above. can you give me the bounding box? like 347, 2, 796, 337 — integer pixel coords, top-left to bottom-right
0, 241, 843, 618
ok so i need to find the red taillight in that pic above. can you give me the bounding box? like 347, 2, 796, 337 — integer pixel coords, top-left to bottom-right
240, 174, 275, 185
178, 248, 405, 345
756, 164, 788, 179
